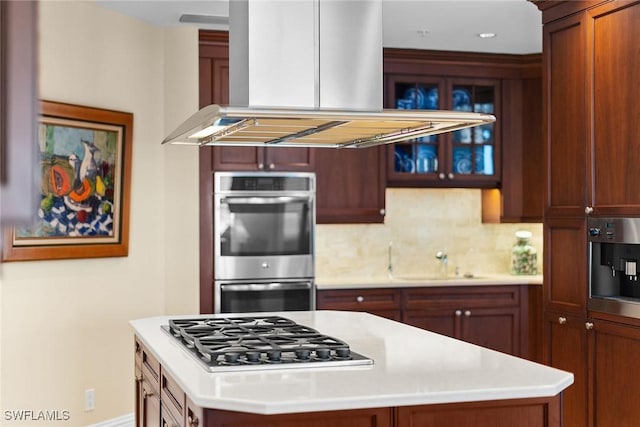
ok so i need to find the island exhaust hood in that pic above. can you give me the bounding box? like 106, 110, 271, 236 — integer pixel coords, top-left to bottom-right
162, 0, 495, 148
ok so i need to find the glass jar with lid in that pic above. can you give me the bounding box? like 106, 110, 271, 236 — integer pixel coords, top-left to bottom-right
511, 230, 537, 275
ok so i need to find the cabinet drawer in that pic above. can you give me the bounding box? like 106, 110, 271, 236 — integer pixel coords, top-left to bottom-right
162, 370, 186, 425
317, 288, 401, 311
402, 286, 520, 310
139, 339, 160, 390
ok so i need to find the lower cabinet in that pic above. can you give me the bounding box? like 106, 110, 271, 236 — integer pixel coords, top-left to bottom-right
317, 284, 537, 359
544, 311, 640, 427
135, 340, 162, 427
402, 286, 521, 356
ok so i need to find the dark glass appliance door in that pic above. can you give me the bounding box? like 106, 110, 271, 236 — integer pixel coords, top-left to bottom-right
218, 196, 312, 257
218, 282, 313, 313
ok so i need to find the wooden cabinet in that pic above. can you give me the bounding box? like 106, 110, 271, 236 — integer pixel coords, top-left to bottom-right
539, 3, 640, 425
383, 49, 543, 223
317, 284, 538, 359
396, 397, 560, 427
386, 74, 500, 188
134, 334, 561, 427
544, 312, 640, 427
402, 286, 521, 356
316, 288, 402, 321
135, 339, 162, 427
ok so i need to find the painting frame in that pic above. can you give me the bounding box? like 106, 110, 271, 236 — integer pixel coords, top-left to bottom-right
2, 100, 133, 261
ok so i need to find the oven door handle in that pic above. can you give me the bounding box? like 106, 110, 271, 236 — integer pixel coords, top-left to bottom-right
220, 282, 312, 292
220, 196, 310, 205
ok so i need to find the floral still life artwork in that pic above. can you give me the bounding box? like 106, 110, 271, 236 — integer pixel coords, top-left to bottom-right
2, 101, 133, 261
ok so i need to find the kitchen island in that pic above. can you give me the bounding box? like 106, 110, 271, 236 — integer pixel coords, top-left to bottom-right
132, 310, 572, 427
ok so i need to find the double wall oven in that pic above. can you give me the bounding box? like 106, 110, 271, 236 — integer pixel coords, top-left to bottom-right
213, 172, 315, 313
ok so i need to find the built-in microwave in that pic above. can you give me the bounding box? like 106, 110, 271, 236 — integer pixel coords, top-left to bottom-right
213, 172, 316, 313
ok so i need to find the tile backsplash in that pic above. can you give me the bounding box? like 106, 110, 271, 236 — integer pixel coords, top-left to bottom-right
315, 188, 543, 280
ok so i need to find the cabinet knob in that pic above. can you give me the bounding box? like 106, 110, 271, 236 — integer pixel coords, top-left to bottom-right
558, 316, 567, 325
356, 296, 364, 303
258, 163, 264, 170
188, 415, 199, 427
438, 173, 446, 180
586, 322, 594, 330
464, 310, 471, 317
455, 310, 462, 316
268, 163, 275, 170
143, 390, 154, 399
448, 172, 455, 180
379, 209, 386, 215
585, 206, 594, 214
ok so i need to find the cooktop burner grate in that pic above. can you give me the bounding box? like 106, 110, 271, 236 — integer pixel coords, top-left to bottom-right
163, 316, 373, 372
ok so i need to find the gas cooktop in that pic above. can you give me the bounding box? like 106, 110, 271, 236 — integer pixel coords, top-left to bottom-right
162, 316, 374, 372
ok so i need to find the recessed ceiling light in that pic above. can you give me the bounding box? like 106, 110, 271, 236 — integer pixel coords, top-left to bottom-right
478, 33, 497, 39
416, 29, 429, 37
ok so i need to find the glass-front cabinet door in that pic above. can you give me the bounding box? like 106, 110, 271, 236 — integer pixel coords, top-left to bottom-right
386, 75, 500, 188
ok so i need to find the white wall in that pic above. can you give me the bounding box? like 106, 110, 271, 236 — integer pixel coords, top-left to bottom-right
0, 1, 199, 425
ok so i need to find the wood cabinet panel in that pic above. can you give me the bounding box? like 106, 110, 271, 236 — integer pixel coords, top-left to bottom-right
316, 288, 401, 321
203, 408, 393, 427
591, 319, 640, 427
397, 397, 560, 427
589, 1, 640, 214
402, 308, 458, 339
402, 285, 520, 309
543, 217, 587, 314
542, 311, 588, 427
544, 13, 588, 217
461, 307, 519, 355
314, 146, 386, 224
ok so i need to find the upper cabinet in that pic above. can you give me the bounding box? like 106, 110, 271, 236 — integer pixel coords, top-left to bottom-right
387, 75, 500, 188
542, 0, 640, 218
384, 49, 543, 222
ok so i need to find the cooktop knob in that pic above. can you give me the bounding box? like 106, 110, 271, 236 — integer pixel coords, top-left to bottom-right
295, 349, 311, 360
267, 350, 282, 362
245, 351, 261, 363
315, 348, 331, 360
335, 347, 351, 359
224, 352, 240, 364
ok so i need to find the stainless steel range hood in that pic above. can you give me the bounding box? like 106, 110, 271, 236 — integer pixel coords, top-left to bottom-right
162, 0, 495, 148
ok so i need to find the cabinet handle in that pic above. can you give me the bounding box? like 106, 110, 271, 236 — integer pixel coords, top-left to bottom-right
585, 206, 594, 214
188, 415, 200, 427
438, 173, 446, 180
586, 322, 594, 330
268, 163, 275, 170
142, 390, 154, 399
558, 316, 567, 325
448, 172, 454, 180
464, 310, 471, 317
455, 310, 462, 316
356, 296, 364, 303
258, 163, 264, 170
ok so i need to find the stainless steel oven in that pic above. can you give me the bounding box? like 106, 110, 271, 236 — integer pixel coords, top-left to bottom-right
213, 172, 315, 313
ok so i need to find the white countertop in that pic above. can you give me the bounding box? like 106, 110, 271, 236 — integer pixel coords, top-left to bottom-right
316, 274, 543, 290
131, 310, 571, 415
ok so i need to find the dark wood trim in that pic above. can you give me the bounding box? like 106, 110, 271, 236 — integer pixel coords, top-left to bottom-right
535, 0, 610, 23
384, 48, 542, 80
199, 29, 228, 45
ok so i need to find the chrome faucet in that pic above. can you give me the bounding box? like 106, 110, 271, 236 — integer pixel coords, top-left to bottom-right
435, 251, 448, 279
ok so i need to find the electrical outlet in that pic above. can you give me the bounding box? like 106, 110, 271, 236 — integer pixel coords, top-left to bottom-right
85, 389, 95, 411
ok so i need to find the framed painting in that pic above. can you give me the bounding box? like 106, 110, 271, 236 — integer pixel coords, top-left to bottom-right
2, 100, 133, 261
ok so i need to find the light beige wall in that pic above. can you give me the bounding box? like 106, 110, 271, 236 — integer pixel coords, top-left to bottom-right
316, 188, 543, 280
0, 2, 199, 426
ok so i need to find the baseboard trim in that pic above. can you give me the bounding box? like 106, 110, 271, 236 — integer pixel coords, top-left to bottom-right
90, 412, 134, 427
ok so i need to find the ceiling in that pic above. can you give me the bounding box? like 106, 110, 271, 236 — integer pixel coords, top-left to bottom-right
96, 0, 542, 55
